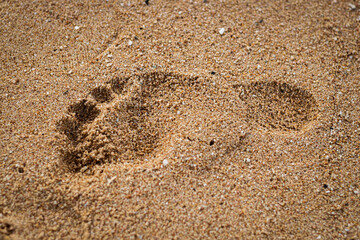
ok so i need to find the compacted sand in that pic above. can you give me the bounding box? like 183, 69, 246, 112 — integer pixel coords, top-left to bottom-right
1, 0, 359, 239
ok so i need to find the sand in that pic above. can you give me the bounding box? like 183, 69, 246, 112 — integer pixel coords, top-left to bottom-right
1, 0, 359, 239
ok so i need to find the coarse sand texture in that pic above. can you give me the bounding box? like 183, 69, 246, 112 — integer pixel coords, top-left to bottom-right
1, 0, 359, 239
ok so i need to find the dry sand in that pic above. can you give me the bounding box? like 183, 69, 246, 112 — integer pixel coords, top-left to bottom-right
1, 0, 360, 239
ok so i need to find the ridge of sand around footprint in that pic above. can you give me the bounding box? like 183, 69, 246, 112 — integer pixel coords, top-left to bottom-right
56, 70, 319, 171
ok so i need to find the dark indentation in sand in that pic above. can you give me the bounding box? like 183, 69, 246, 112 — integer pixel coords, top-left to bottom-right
59, 149, 82, 170
56, 116, 81, 141
0, 221, 15, 236
237, 81, 318, 132
110, 76, 129, 94
68, 99, 100, 122
90, 86, 113, 103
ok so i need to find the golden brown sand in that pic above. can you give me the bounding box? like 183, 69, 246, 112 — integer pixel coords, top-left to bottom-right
1, 0, 359, 239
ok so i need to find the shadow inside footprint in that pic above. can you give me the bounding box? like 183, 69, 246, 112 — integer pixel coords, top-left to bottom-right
0, 220, 15, 237
110, 76, 129, 94
90, 86, 113, 103
236, 81, 318, 133
68, 99, 100, 122
56, 116, 81, 141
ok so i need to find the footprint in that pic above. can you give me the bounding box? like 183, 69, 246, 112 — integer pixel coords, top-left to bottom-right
56, 75, 318, 170
56, 71, 209, 170
235, 80, 318, 133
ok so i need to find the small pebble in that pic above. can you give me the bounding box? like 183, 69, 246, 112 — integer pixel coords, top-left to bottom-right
349, 3, 356, 10
219, 28, 225, 35
163, 159, 169, 166
107, 176, 117, 185
74, 26, 80, 30
128, 40, 133, 46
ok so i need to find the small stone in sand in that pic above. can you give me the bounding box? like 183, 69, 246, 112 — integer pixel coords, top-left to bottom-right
219, 28, 225, 35
107, 176, 117, 185
349, 3, 356, 10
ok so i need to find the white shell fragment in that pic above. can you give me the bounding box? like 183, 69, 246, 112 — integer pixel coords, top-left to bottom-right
219, 28, 225, 35
349, 3, 356, 10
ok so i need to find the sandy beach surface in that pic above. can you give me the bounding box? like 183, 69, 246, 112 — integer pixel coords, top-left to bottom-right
1, 0, 360, 239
